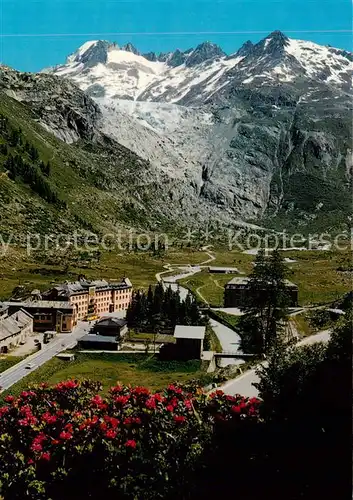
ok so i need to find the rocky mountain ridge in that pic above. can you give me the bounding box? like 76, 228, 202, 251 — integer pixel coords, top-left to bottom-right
0, 31, 351, 235
43, 31, 352, 230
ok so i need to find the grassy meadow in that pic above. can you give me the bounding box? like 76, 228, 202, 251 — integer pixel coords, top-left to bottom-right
0, 245, 210, 299
0, 353, 207, 400
0, 356, 24, 373
180, 248, 351, 307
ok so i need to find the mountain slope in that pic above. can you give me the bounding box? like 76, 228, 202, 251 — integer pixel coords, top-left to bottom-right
0, 80, 190, 236
1, 68, 252, 236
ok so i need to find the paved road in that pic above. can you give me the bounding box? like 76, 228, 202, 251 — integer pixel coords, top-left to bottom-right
212, 307, 244, 316
0, 321, 92, 392
209, 319, 244, 367
220, 330, 331, 398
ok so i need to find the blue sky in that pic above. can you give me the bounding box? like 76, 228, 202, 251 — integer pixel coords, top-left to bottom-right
1, 0, 352, 72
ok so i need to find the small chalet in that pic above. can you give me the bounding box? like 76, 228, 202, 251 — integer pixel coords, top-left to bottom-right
173, 325, 206, 360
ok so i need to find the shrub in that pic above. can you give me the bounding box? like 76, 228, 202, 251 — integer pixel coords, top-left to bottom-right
0, 380, 260, 499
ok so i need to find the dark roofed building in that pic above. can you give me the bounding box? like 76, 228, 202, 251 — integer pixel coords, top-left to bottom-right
78, 334, 120, 351
173, 325, 206, 360
4, 301, 77, 333
208, 267, 240, 274
92, 317, 128, 338
224, 277, 299, 308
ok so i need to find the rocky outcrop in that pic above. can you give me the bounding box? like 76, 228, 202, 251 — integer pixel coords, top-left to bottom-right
0, 67, 102, 143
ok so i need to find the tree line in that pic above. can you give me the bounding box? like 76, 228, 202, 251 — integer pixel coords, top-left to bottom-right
126, 282, 203, 333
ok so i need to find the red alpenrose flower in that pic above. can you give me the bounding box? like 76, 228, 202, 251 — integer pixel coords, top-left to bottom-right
145, 398, 156, 409
0, 406, 9, 417
59, 431, 73, 441
173, 415, 186, 424
42, 412, 57, 425
125, 440, 137, 449
105, 429, 117, 439
114, 395, 129, 406
184, 400, 192, 410
31, 442, 43, 453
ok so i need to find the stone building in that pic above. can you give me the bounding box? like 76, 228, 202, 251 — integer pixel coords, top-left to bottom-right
0, 308, 33, 354
224, 277, 299, 308
43, 278, 133, 320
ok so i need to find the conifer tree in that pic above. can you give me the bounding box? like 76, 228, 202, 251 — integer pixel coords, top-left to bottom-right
239, 249, 289, 353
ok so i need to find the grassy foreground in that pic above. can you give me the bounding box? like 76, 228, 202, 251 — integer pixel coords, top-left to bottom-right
0, 353, 208, 400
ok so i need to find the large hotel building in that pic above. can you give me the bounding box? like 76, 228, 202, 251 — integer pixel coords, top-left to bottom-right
43, 278, 133, 321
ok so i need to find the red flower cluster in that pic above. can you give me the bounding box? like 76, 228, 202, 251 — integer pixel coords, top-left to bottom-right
55, 380, 79, 391
0, 378, 260, 497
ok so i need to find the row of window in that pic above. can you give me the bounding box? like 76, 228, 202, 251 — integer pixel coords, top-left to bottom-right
37, 315, 51, 321
71, 289, 130, 300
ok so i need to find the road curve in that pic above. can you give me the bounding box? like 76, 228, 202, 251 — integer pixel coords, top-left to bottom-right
220, 330, 331, 398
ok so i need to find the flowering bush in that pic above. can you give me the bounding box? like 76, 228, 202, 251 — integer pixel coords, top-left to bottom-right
0, 380, 260, 499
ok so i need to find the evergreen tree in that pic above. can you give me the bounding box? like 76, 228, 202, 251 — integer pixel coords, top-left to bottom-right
147, 285, 154, 306
9, 128, 21, 147
40, 161, 51, 177
239, 249, 289, 354
29, 145, 39, 161
126, 283, 202, 333
153, 282, 165, 317
189, 298, 202, 325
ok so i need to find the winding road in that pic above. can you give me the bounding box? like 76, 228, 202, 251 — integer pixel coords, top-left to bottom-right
156, 248, 244, 366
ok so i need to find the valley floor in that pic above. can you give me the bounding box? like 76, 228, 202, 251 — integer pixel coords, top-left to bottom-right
1, 245, 350, 305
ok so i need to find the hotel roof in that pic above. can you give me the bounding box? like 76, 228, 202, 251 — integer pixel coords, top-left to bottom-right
48, 278, 132, 297
4, 301, 75, 311
226, 277, 298, 288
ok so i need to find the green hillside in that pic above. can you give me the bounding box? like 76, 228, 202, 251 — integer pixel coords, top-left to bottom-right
0, 92, 171, 237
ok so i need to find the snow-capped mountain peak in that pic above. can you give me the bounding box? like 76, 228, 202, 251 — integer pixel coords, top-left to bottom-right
67, 40, 111, 66
46, 32, 352, 104
122, 43, 140, 55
